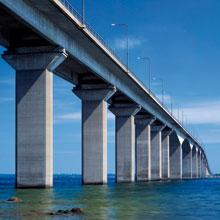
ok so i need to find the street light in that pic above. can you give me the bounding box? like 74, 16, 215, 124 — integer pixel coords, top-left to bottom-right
82, 0, 85, 25
137, 56, 151, 94
177, 104, 180, 121
153, 77, 164, 105
182, 111, 184, 125
111, 23, 129, 71
170, 95, 173, 115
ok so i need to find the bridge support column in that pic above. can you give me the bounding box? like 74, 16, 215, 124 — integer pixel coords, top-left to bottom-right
182, 141, 192, 179
196, 150, 199, 178
110, 104, 140, 183
197, 151, 200, 178
135, 115, 155, 181
205, 164, 209, 177
203, 159, 207, 178
73, 85, 116, 184
192, 147, 198, 178
150, 124, 165, 180
169, 133, 182, 179
3, 47, 67, 188
161, 128, 172, 179
201, 156, 205, 178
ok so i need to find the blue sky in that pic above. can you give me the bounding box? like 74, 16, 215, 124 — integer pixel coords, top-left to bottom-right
0, 0, 220, 174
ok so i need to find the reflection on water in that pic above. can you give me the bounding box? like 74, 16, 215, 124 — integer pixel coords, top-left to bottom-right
0, 175, 220, 220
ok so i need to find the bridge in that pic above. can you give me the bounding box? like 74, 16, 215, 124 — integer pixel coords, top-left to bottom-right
0, 0, 211, 188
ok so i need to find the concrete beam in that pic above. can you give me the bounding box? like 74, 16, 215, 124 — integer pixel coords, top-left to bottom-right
109, 103, 141, 183
135, 115, 155, 181
2, 46, 67, 188
73, 85, 116, 184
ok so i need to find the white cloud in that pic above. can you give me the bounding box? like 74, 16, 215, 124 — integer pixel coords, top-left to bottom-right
156, 94, 171, 104
201, 129, 220, 144
56, 111, 115, 123
55, 97, 220, 127
113, 37, 142, 49
58, 112, 81, 121
0, 97, 14, 103
54, 150, 78, 155
174, 100, 220, 125
151, 81, 162, 86
0, 79, 14, 85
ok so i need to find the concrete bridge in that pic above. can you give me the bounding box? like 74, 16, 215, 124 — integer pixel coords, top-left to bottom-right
0, 0, 211, 188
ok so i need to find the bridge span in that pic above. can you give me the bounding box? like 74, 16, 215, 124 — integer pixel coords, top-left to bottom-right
0, 0, 211, 188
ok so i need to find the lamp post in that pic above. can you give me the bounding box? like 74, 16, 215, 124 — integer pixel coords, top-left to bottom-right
82, 0, 85, 25
111, 23, 129, 71
153, 77, 164, 106
177, 104, 180, 121
182, 111, 184, 125
170, 95, 173, 115
137, 56, 151, 94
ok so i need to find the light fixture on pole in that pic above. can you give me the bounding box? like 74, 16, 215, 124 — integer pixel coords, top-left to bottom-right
153, 77, 164, 106
182, 110, 184, 126
111, 23, 129, 71
137, 56, 151, 94
177, 104, 180, 121
170, 95, 173, 115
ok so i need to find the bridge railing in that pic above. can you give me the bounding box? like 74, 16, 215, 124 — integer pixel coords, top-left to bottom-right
58, 0, 82, 21
58, 0, 127, 71
57, 0, 202, 145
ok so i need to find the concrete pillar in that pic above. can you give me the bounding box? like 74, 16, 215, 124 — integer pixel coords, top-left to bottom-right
161, 128, 172, 179
2, 47, 67, 188
192, 147, 198, 178
205, 164, 209, 177
197, 151, 200, 178
182, 140, 192, 179
169, 132, 182, 179
150, 124, 165, 180
195, 150, 199, 178
73, 85, 116, 184
200, 152, 203, 178
135, 115, 155, 181
203, 159, 207, 178
109, 104, 140, 183
201, 155, 205, 178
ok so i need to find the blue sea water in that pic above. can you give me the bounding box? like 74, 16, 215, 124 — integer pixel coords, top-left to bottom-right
0, 175, 220, 220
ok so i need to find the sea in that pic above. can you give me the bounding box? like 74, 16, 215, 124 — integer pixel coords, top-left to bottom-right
0, 174, 220, 220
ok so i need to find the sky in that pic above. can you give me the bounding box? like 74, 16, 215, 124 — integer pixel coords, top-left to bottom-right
0, 0, 220, 174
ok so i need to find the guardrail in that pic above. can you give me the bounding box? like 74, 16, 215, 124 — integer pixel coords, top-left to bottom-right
58, 0, 126, 72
